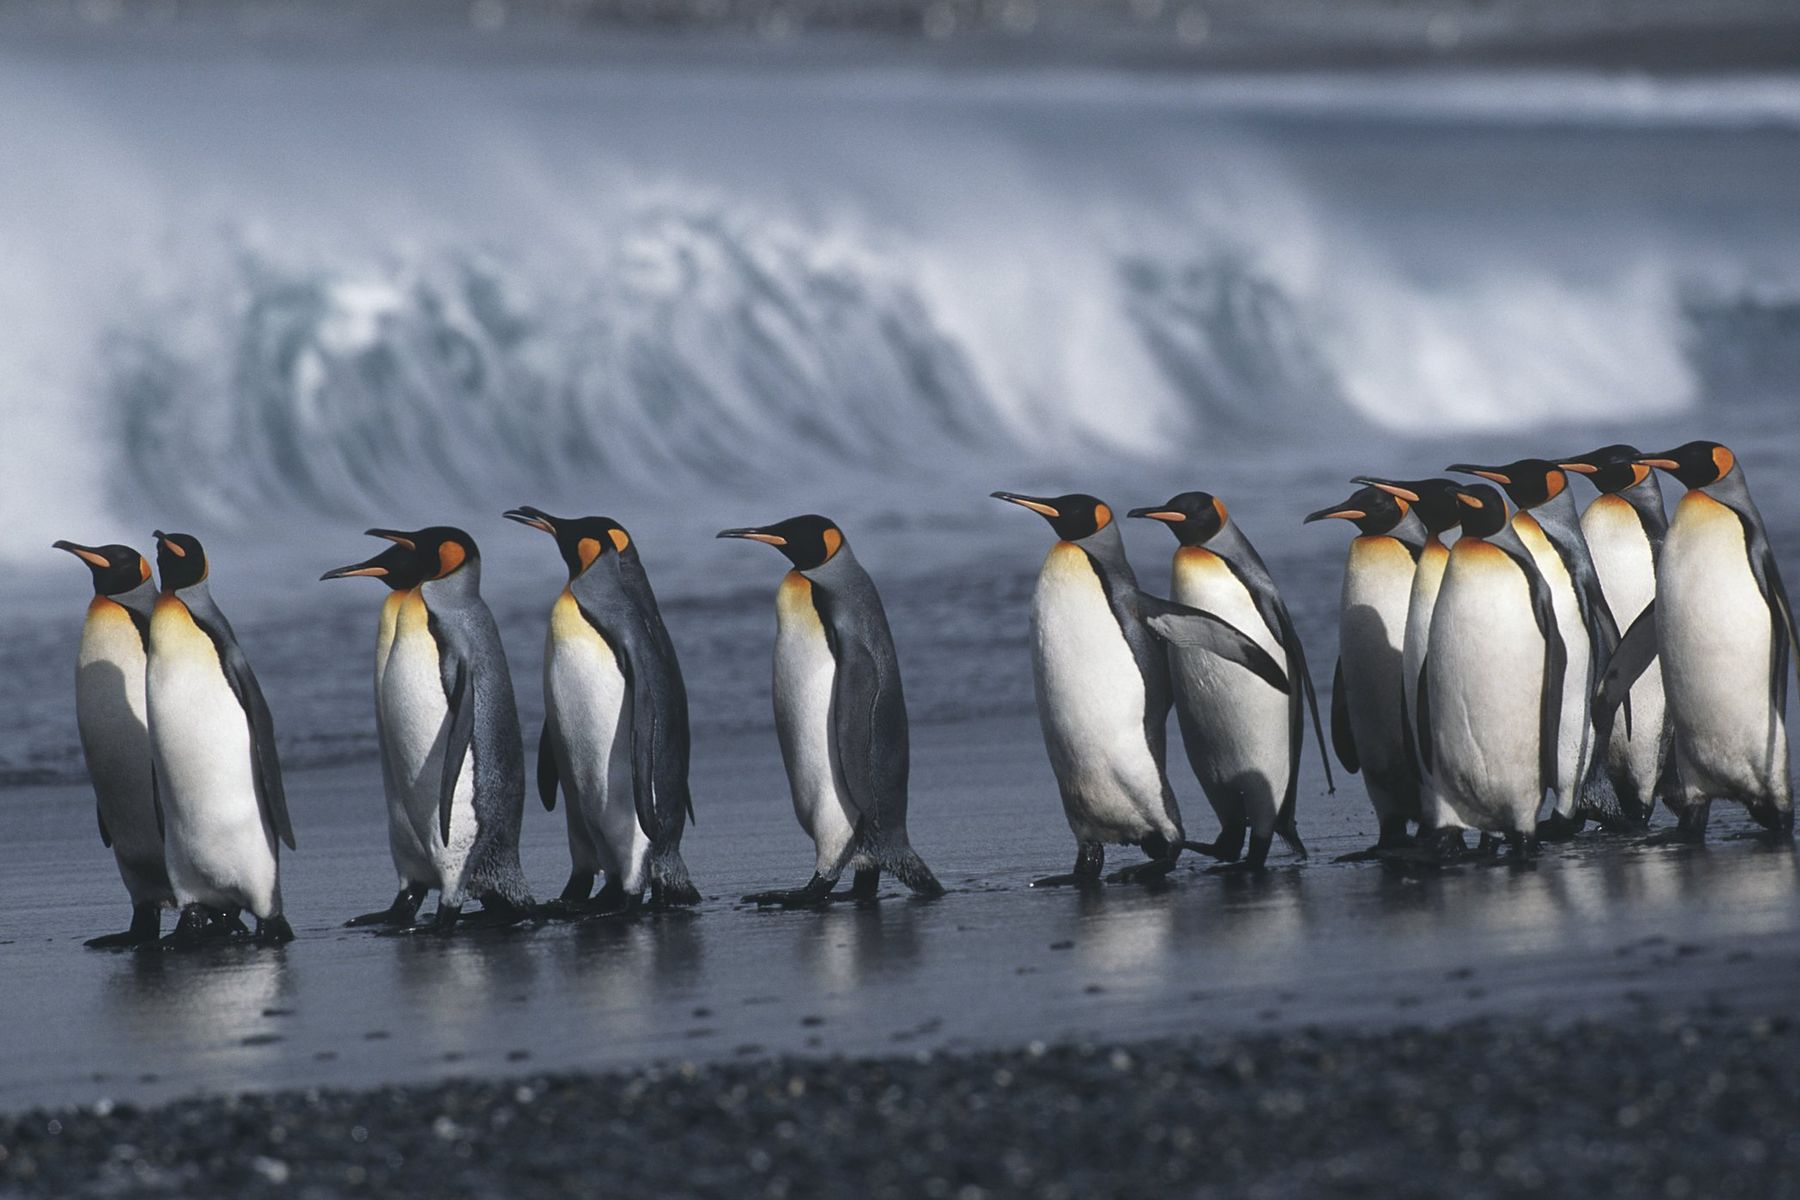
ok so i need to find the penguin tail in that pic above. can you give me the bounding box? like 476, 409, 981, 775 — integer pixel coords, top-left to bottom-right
649, 851, 701, 908
883, 845, 946, 899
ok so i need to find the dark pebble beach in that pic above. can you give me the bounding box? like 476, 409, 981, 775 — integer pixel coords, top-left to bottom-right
5, 1010, 1796, 1199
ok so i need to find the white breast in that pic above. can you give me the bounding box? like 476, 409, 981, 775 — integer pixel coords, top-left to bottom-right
772, 571, 858, 873
1030, 542, 1173, 844
546, 590, 649, 888
1426, 541, 1547, 832
146, 596, 278, 917
1658, 491, 1786, 798
380, 591, 479, 898
1167, 547, 1289, 824
76, 598, 162, 889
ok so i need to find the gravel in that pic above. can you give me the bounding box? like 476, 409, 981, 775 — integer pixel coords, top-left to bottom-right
3, 1011, 1796, 1198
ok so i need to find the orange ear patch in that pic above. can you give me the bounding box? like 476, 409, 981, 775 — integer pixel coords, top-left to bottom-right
577, 537, 603, 572
1630, 463, 1650, 487
1545, 470, 1566, 499
1712, 445, 1736, 479
822, 527, 843, 560
138, 556, 152, 583
608, 528, 630, 554
1212, 496, 1229, 525
1093, 503, 1112, 530
437, 540, 467, 577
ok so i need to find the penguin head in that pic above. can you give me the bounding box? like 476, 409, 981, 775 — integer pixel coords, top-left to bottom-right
1445, 458, 1568, 511
319, 542, 428, 591
503, 506, 633, 580
1350, 476, 1464, 537
1558, 445, 1650, 495
991, 492, 1115, 543
1451, 484, 1511, 539
365, 527, 479, 581
53, 541, 152, 597
1128, 493, 1227, 546
152, 531, 208, 591
1639, 440, 1737, 490
716, 514, 846, 571
1302, 486, 1409, 536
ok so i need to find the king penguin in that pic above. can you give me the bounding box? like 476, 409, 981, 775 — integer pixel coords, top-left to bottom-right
320, 541, 435, 927
368, 526, 535, 931
55, 540, 173, 947
146, 532, 295, 945
1304, 486, 1426, 850
993, 491, 1288, 886
1418, 485, 1566, 857
505, 506, 701, 913
1598, 442, 1796, 842
1557, 445, 1673, 826
1447, 458, 1621, 836
717, 514, 943, 906
1129, 492, 1329, 869
1346, 476, 1466, 841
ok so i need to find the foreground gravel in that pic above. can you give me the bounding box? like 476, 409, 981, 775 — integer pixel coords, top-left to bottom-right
2, 1012, 1796, 1199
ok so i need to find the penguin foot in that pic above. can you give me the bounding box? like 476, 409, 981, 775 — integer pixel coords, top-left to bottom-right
427, 904, 464, 935
470, 895, 534, 926
1205, 860, 1267, 876
557, 869, 597, 908
1503, 833, 1540, 862
828, 868, 882, 903
1029, 872, 1102, 889
1032, 842, 1106, 890
1179, 840, 1242, 863
346, 884, 430, 929
87, 904, 164, 949
1536, 813, 1586, 843
162, 904, 230, 950
742, 875, 835, 909
254, 915, 296, 945
1644, 826, 1706, 847
1106, 859, 1176, 885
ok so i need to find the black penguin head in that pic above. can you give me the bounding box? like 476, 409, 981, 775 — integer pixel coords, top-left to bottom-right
503, 506, 633, 580
1350, 477, 1464, 537
991, 492, 1115, 542
1558, 445, 1649, 495
319, 542, 428, 591
152, 531, 208, 591
1128, 492, 1227, 547
1445, 458, 1568, 511
54, 541, 152, 597
365, 526, 479, 581
716, 514, 845, 571
1302, 486, 1409, 537
1640, 440, 1737, 490
1452, 484, 1511, 539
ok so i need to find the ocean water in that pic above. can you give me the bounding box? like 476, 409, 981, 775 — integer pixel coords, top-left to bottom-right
1, 39, 1798, 1110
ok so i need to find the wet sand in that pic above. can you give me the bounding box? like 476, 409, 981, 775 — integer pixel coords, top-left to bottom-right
2, 713, 1796, 1116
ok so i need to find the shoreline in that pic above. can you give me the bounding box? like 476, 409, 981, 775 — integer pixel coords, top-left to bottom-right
3, 1007, 1795, 1197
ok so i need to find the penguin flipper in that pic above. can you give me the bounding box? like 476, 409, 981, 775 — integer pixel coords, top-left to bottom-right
1593, 605, 1658, 747
1515, 548, 1568, 805
1275, 603, 1334, 794
1139, 595, 1289, 693
1415, 659, 1433, 774
824, 632, 895, 833
1749, 529, 1800, 709
537, 717, 560, 812
191, 605, 295, 851
150, 760, 165, 839
1331, 658, 1360, 775
439, 655, 476, 843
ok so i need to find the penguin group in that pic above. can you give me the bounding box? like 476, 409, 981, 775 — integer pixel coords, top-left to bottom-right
52, 439, 1795, 945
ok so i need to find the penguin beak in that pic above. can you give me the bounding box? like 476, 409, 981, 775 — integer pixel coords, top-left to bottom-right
716, 527, 787, 546
991, 492, 1061, 519
502, 506, 558, 535
1446, 464, 1512, 486
320, 558, 390, 582
1351, 478, 1422, 503
152, 530, 186, 558
1638, 454, 1681, 471
1126, 507, 1185, 523
1303, 505, 1365, 524
52, 540, 112, 570
1455, 491, 1487, 509
1556, 459, 1599, 474
365, 528, 417, 550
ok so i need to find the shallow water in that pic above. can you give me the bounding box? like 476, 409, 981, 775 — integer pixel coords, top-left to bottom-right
3, 711, 1796, 1114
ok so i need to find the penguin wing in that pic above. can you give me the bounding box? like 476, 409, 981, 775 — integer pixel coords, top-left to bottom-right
1508, 546, 1567, 806
1414, 659, 1433, 774
1593, 605, 1658, 748
1139, 595, 1289, 693
824, 626, 909, 835
1273, 602, 1335, 796
573, 594, 691, 846
537, 716, 561, 812
190, 608, 295, 851
1330, 658, 1360, 775
1748, 525, 1800, 710
440, 653, 476, 842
